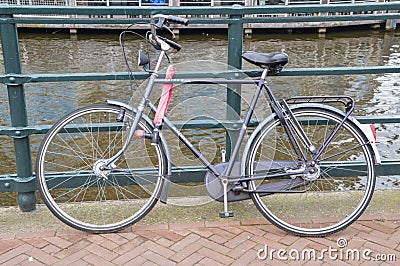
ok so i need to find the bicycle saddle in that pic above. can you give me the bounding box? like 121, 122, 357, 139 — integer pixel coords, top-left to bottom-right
242, 51, 288, 73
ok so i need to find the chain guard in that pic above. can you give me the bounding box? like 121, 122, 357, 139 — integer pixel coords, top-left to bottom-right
205, 162, 251, 202
205, 160, 309, 202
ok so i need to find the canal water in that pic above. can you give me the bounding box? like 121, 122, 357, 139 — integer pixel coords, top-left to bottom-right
1, 28, 400, 206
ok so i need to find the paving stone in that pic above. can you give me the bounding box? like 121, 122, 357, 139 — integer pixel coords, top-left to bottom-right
1, 218, 400, 265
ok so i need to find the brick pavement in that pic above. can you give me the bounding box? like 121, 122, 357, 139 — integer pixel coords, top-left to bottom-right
1, 215, 399, 265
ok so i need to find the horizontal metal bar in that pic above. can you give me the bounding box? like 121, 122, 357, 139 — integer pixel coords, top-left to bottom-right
0, 72, 149, 85
0, 167, 208, 192
154, 78, 258, 85
0, 3, 399, 16
0, 18, 151, 25
1, 116, 399, 137
242, 14, 400, 24
0, 17, 234, 25
1, 13, 399, 25
0, 123, 124, 137
1, 159, 398, 191
356, 116, 400, 124
1, 66, 400, 86
0, 176, 36, 193
376, 160, 400, 176
0, 119, 251, 137
246, 66, 400, 77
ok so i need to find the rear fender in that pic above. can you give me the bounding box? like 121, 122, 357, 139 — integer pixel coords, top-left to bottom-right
241, 103, 381, 175
352, 121, 381, 164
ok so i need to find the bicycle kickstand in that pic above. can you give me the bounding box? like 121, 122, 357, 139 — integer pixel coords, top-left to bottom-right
219, 178, 234, 218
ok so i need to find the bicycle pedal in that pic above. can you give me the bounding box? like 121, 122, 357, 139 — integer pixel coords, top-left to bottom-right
116, 109, 126, 122
232, 184, 244, 192
219, 211, 234, 218
134, 130, 152, 139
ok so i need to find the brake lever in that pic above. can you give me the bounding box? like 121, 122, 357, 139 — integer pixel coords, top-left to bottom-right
162, 25, 176, 39
155, 16, 167, 28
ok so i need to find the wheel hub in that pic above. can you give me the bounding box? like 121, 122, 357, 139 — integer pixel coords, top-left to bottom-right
303, 164, 321, 182
93, 160, 111, 180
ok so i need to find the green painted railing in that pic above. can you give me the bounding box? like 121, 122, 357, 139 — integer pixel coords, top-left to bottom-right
1, 3, 400, 211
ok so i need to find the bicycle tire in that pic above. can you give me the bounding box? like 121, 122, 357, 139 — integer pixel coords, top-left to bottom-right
245, 106, 376, 237
36, 104, 167, 233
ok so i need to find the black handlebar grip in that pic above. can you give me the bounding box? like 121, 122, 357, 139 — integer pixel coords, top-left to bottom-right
159, 36, 182, 51
167, 15, 189, 26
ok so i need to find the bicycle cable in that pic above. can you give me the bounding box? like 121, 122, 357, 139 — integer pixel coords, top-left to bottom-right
120, 24, 172, 98
119, 24, 158, 105
119, 24, 145, 87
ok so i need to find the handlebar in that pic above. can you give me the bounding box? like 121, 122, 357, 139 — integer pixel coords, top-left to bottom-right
149, 14, 188, 52
165, 15, 189, 26
153, 14, 189, 28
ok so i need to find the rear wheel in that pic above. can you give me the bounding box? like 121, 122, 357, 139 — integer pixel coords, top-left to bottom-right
246, 107, 375, 236
36, 104, 167, 233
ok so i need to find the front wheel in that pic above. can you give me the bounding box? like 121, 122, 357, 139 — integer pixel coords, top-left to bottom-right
245, 107, 376, 236
36, 104, 167, 233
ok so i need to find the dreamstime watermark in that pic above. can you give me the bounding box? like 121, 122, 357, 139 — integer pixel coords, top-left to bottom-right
257, 238, 397, 262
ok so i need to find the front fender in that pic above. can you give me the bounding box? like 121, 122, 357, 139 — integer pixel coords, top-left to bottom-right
241, 103, 381, 175
106, 99, 172, 203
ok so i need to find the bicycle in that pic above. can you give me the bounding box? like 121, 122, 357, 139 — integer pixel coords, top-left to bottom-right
35, 14, 380, 237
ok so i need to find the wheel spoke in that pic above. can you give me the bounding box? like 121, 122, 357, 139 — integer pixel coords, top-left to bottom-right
36, 105, 165, 233
247, 107, 375, 236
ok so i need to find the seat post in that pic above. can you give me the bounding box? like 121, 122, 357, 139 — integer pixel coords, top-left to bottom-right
261, 67, 269, 80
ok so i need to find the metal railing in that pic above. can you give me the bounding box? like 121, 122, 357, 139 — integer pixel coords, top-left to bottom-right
0, 3, 400, 211
0, 0, 395, 13
0, 0, 389, 7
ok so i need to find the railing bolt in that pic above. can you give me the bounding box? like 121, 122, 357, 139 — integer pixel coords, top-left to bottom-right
4, 183, 10, 188
15, 130, 21, 136
9, 76, 16, 83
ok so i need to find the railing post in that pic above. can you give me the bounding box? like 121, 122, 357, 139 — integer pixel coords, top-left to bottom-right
0, 14, 36, 212
226, 5, 243, 160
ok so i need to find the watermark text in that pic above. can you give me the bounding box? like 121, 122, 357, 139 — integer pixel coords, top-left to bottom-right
257, 238, 397, 262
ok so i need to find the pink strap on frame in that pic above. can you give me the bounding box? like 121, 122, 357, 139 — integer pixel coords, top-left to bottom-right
154, 65, 175, 127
